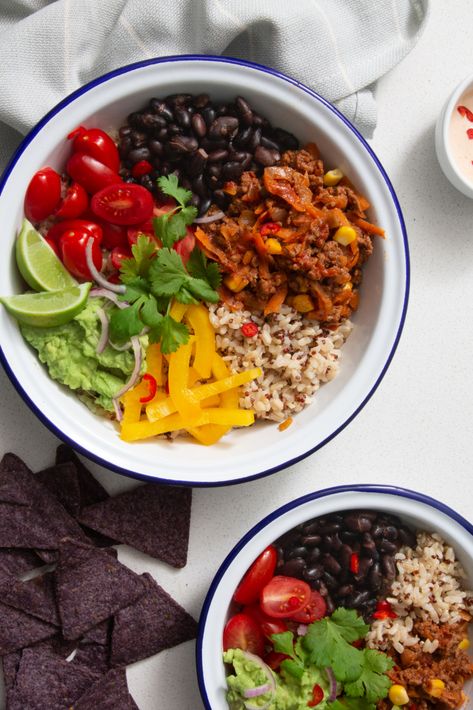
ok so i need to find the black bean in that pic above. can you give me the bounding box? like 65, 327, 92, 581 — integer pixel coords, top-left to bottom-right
222, 161, 244, 181
368, 563, 382, 591
119, 126, 132, 138
149, 99, 174, 122
260, 135, 281, 152
254, 145, 280, 166
281, 558, 306, 578
149, 139, 164, 156
235, 96, 253, 126
167, 123, 182, 136
192, 174, 208, 199
252, 113, 269, 128
247, 127, 262, 152
202, 106, 216, 128
325, 595, 336, 615
322, 534, 342, 552
157, 128, 169, 141
139, 174, 154, 190
322, 553, 341, 576
228, 148, 247, 163
207, 164, 222, 180
303, 564, 324, 582
287, 546, 309, 560
166, 93, 193, 107
141, 113, 167, 132
191, 113, 207, 138
119, 137, 132, 158
168, 135, 198, 154
187, 148, 208, 177
174, 107, 191, 129
208, 149, 229, 163
193, 93, 210, 109
272, 127, 299, 150
344, 513, 372, 533
152, 157, 161, 170
213, 189, 229, 209
338, 544, 352, 568
319, 523, 341, 535
307, 547, 321, 564
128, 147, 151, 164
130, 130, 147, 147
234, 126, 253, 149
336, 584, 354, 598
313, 580, 328, 596
160, 163, 170, 176
354, 556, 373, 580
383, 526, 398, 541
381, 554, 396, 580
347, 590, 371, 608
362, 533, 376, 554
209, 116, 239, 141
301, 535, 321, 547
378, 539, 397, 554
398, 527, 416, 547
302, 521, 320, 535
189, 193, 200, 209
340, 531, 358, 544
322, 571, 338, 590
199, 197, 211, 216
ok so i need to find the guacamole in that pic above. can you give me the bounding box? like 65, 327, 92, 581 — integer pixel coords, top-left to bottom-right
21, 298, 147, 413
224, 648, 329, 710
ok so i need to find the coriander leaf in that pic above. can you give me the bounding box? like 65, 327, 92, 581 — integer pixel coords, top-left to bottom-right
153, 213, 172, 246
186, 276, 220, 303
326, 608, 370, 643
140, 296, 163, 329
158, 174, 192, 207
153, 314, 189, 354
280, 659, 304, 680
174, 285, 198, 305
149, 248, 188, 297
161, 210, 189, 248
120, 235, 156, 283
180, 204, 198, 224
271, 631, 296, 659
122, 277, 149, 304
344, 650, 393, 704
109, 301, 144, 342
187, 248, 222, 290
328, 699, 376, 710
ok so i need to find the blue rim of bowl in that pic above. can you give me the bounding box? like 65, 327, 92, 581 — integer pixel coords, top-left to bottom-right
196, 483, 473, 709
0, 54, 410, 487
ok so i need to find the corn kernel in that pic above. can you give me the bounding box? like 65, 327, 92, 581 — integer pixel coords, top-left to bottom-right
334, 225, 357, 246
292, 294, 314, 313
388, 685, 409, 705
266, 238, 282, 254
224, 274, 249, 293
427, 679, 445, 698
323, 168, 344, 186
458, 638, 470, 651
342, 282, 352, 291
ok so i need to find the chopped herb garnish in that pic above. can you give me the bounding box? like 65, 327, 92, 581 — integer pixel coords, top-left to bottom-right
153, 175, 198, 248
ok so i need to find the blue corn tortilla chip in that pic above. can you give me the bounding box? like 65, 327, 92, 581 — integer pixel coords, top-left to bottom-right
74, 642, 110, 676
0, 548, 42, 577
36, 462, 82, 518
0, 598, 56, 654
71, 668, 136, 710
7, 647, 101, 710
110, 573, 197, 667
56, 538, 146, 640
0, 453, 88, 553
81, 618, 111, 646
0, 570, 60, 626
2, 651, 20, 703
79, 484, 192, 567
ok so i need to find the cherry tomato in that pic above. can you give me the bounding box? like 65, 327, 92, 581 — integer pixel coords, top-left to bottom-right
111, 246, 131, 271
68, 126, 120, 172
55, 182, 88, 220
289, 590, 327, 624
127, 219, 155, 247
99, 222, 129, 250
243, 604, 288, 640
24, 167, 61, 222
260, 576, 311, 619
264, 650, 290, 671
308, 684, 324, 707
66, 153, 122, 194
222, 613, 265, 656
234, 546, 278, 605
44, 237, 59, 257
174, 229, 195, 265
91, 184, 154, 226
47, 219, 103, 244
59, 227, 102, 280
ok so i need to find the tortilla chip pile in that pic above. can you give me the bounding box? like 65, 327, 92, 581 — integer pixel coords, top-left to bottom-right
0, 447, 197, 709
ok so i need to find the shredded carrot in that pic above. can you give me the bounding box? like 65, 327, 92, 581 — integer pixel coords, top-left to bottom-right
264, 284, 288, 316
352, 217, 385, 237
278, 417, 293, 432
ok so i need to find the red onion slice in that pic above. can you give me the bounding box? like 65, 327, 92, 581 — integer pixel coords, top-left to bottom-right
90, 288, 128, 309
239, 651, 276, 710
86, 238, 126, 294
95, 307, 109, 355
194, 210, 225, 224
109, 339, 132, 352
113, 336, 142, 401
297, 624, 308, 636
112, 397, 123, 422
243, 683, 271, 699
325, 666, 337, 702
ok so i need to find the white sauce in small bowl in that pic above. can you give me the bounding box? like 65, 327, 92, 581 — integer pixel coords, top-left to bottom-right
449, 88, 473, 183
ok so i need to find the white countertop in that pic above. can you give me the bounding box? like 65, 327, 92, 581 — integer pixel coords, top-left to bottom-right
1, 3, 472, 708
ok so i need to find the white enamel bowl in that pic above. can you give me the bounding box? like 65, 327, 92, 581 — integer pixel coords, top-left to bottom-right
0, 56, 408, 486
197, 485, 473, 709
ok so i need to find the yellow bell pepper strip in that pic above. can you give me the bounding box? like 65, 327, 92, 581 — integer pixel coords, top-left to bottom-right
146, 367, 262, 422
201, 394, 221, 408
211, 354, 239, 408
167, 338, 202, 424
187, 353, 234, 444
121, 407, 254, 442
169, 300, 188, 322
145, 343, 163, 386
121, 379, 149, 424
184, 304, 215, 379
187, 424, 228, 446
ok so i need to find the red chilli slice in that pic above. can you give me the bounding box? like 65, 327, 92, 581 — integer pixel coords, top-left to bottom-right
139, 374, 157, 403
458, 105, 473, 122
467, 129, 473, 140
241, 322, 259, 338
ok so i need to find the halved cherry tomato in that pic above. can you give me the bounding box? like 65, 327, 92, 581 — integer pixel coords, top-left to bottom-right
174, 228, 196, 265
243, 604, 288, 640
44, 237, 60, 257
234, 546, 278, 605
55, 182, 88, 220
308, 684, 324, 707
288, 590, 327, 624
91, 184, 154, 226
46, 219, 103, 244
24, 167, 61, 222
264, 650, 290, 671
99, 222, 129, 250
66, 153, 122, 194
222, 613, 265, 656
68, 126, 120, 173
260, 576, 311, 619
127, 219, 155, 247
59, 227, 102, 280
111, 246, 131, 271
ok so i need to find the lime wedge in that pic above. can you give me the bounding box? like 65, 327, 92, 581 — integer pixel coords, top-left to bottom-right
1, 282, 91, 327
16, 219, 77, 291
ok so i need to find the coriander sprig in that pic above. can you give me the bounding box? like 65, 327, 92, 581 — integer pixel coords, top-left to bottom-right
153, 174, 198, 248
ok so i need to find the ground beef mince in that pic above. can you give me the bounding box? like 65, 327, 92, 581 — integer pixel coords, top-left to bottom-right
195, 145, 380, 326
377, 619, 473, 709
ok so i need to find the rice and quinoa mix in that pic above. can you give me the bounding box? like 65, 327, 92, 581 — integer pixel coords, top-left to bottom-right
208, 303, 352, 421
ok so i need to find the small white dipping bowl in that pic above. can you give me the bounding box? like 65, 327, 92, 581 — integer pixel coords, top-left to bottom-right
436, 72, 473, 199
0, 55, 408, 486
197, 485, 473, 709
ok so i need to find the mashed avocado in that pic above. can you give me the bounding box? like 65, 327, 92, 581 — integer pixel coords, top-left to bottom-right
224, 648, 329, 710
21, 298, 147, 413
